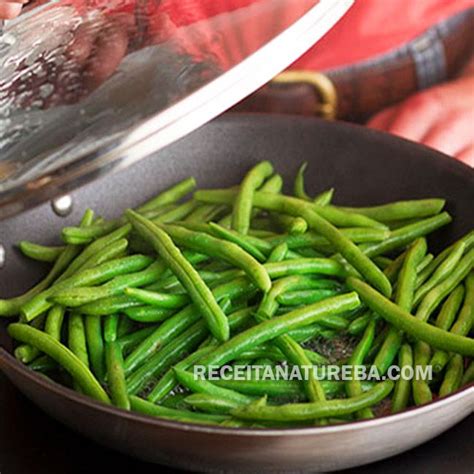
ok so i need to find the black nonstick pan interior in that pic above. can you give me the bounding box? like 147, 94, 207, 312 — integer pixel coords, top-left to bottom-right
0, 115, 473, 472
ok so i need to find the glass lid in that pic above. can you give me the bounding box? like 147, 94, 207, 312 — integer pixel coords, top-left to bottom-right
0, 0, 353, 219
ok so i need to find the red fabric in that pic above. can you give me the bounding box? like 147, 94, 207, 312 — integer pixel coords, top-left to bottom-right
294, 0, 474, 70
48, 0, 474, 69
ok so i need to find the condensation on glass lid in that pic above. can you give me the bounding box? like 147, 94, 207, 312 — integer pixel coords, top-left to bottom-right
0, 0, 353, 218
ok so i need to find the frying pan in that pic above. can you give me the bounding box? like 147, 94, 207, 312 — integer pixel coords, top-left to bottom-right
1, 115, 473, 472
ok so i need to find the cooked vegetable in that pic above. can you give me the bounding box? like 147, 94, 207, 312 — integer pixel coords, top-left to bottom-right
3, 165, 471, 428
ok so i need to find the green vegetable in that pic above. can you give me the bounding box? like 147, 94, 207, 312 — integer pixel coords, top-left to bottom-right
126, 210, 229, 342
8, 324, 110, 404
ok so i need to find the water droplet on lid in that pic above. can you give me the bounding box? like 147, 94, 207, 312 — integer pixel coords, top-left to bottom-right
39, 83, 54, 99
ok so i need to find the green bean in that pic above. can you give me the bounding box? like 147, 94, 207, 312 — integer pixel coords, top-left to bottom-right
434, 285, 465, 331
391, 344, 413, 413
369, 327, 397, 362
28, 355, 57, 373
150, 270, 218, 293
339, 199, 445, 223
85, 315, 105, 382
317, 206, 387, 229
173, 220, 277, 257
68, 313, 89, 370
461, 361, 474, 386
373, 256, 393, 270
315, 188, 334, 207
123, 278, 254, 375
118, 326, 157, 354
117, 316, 135, 337
430, 272, 474, 372
348, 311, 373, 336
215, 378, 358, 400
126, 319, 210, 394
361, 213, 452, 258
218, 191, 392, 296
259, 174, 284, 193
175, 368, 254, 404
236, 346, 284, 361
73, 201, 199, 249
184, 204, 222, 223
19, 241, 66, 263
277, 289, 340, 307
415, 249, 474, 323
104, 314, 119, 342
62, 178, 196, 244
126, 211, 229, 342
418, 254, 434, 273
439, 354, 463, 397
265, 259, 347, 279
56, 239, 130, 293
266, 227, 390, 250
105, 341, 130, 410
286, 325, 322, 343
197, 188, 387, 230
126, 301, 250, 394
416, 231, 474, 285
232, 161, 274, 234
124, 306, 174, 323
22, 254, 153, 321
62, 221, 125, 247
258, 275, 335, 319
295, 248, 326, 258
45, 306, 66, 340
147, 345, 217, 403
197, 293, 360, 369
374, 238, 427, 375
60, 225, 132, 280
208, 222, 266, 262
161, 223, 271, 291
74, 295, 141, 316
267, 243, 288, 263
271, 214, 308, 235
268, 232, 353, 251
48, 260, 170, 308
412, 341, 432, 406
231, 380, 394, 421
216, 378, 302, 399
14, 315, 46, 363
347, 277, 474, 356
0, 209, 94, 317
346, 320, 376, 419
184, 394, 241, 415
147, 308, 248, 403
124, 288, 188, 309
413, 241, 466, 306
383, 250, 430, 286
18, 306, 68, 373
218, 174, 282, 229
129, 396, 228, 425
396, 238, 428, 310
8, 324, 110, 403
383, 252, 406, 284
138, 178, 197, 213
294, 162, 311, 201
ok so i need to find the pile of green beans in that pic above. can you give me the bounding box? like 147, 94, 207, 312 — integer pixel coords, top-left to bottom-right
2, 162, 473, 428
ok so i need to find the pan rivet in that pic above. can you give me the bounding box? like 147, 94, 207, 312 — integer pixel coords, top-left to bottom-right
0, 244, 5, 269
52, 195, 73, 217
